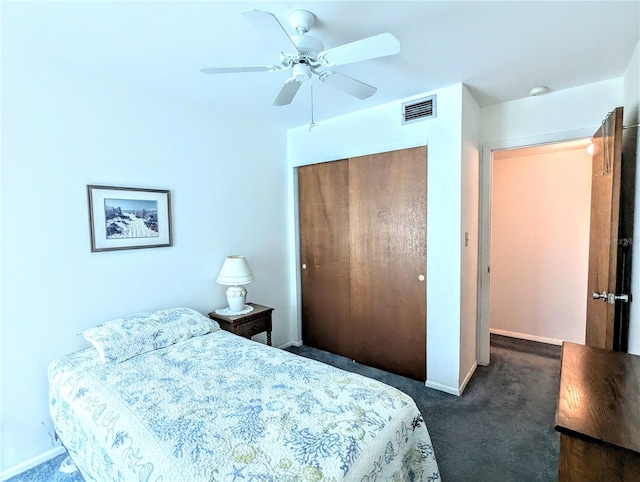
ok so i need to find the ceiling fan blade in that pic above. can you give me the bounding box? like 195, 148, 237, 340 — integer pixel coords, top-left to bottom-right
273, 79, 303, 106
200, 65, 281, 74
318, 71, 377, 99
242, 9, 299, 54
317, 32, 400, 67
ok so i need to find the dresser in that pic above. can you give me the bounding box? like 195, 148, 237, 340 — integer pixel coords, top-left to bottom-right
555, 342, 640, 481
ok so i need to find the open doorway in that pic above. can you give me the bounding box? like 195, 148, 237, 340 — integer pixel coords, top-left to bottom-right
477, 130, 595, 365
489, 139, 592, 345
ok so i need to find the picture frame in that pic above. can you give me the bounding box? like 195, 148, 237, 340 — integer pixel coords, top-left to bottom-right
87, 185, 173, 252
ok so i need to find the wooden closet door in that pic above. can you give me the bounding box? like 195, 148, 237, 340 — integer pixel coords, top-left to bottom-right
348, 146, 427, 380
298, 160, 352, 356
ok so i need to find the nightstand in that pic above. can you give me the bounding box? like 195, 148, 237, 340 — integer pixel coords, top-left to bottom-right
208, 303, 274, 346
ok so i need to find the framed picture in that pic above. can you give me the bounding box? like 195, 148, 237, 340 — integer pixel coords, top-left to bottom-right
87, 185, 173, 252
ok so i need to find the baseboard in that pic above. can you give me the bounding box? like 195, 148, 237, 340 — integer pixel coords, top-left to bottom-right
425, 380, 461, 396
0, 446, 65, 481
425, 360, 478, 397
490, 328, 563, 346
458, 360, 478, 395
278, 340, 303, 349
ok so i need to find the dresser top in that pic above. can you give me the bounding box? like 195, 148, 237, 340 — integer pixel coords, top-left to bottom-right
555, 342, 640, 453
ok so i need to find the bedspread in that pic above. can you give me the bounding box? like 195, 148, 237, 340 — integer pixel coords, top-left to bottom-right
49, 330, 440, 481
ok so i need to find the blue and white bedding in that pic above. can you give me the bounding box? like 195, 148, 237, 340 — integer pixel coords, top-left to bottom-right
49, 316, 440, 481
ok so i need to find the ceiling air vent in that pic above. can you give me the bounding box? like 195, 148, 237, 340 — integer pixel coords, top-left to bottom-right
402, 95, 436, 125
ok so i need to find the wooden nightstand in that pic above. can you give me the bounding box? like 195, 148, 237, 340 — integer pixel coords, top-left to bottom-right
208, 303, 274, 346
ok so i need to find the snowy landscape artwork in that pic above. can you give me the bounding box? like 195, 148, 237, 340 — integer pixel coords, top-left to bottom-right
104, 198, 159, 239
88, 185, 172, 252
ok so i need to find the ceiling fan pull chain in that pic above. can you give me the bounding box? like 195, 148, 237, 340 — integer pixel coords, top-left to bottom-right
309, 84, 317, 131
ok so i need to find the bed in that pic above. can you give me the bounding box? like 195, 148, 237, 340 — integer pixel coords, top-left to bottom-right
49, 308, 440, 481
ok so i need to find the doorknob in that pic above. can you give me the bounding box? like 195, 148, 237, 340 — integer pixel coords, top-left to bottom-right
593, 291, 631, 304
607, 293, 630, 304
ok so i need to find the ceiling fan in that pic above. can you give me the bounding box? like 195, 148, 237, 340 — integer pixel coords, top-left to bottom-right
200, 9, 400, 106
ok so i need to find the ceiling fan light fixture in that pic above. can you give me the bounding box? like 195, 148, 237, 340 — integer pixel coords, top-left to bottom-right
292, 63, 311, 82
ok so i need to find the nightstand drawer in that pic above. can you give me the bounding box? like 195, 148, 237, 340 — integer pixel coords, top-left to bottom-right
236, 317, 269, 338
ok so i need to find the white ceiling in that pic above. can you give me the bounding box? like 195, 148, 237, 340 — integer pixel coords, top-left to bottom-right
3, 1, 639, 130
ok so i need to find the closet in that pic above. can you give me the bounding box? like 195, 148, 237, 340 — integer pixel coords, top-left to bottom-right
298, 146, 427, 381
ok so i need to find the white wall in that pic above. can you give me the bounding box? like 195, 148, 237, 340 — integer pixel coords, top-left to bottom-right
625, 40, 640, 355
288, 83, 470, 395
478, 78, 623, 361
481, 79, 623, 143
460, 86, 480, 389
0, 49, 291, 474
490, 147, 591, 344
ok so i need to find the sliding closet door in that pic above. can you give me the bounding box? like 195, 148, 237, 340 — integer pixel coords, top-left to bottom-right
298, 160, 352, 356
349, 146, 427, 380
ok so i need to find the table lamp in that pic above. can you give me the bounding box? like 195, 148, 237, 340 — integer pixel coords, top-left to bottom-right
216, 255, 255, 313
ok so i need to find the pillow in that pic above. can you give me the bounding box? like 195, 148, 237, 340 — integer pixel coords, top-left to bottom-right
80, 307, 219, 364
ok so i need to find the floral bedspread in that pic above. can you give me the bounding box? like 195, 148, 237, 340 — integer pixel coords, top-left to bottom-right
49, 330, 440, 481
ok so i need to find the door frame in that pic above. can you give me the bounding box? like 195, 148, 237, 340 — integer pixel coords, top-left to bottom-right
477, 127, 596, 365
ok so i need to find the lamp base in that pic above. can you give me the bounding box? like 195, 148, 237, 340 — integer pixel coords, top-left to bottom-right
226, 285, 247, 312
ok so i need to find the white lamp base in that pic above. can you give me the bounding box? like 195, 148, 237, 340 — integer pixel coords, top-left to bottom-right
226, 285, 247, 312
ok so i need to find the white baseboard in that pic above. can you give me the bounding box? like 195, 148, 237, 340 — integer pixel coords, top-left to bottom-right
490, 328, 563, 346
458, 361, 478, 395
425, 360, 478, 397
0, 446, 65, 481
278, 340, 303, 349
425, 380, 461, 396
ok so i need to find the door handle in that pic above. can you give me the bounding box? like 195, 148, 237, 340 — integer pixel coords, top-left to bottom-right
608, 293, 630, 304
592, 291, 630, 304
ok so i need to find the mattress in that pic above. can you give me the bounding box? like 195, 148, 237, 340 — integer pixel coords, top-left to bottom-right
49, 329, 440, 481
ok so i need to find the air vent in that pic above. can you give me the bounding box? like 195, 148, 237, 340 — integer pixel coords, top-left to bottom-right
402, 95, 436, 124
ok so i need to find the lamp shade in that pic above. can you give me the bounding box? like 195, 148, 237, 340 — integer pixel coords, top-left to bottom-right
216, 255, 255, 286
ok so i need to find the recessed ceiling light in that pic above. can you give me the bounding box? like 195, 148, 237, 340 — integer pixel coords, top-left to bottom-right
529, 86, 550, 96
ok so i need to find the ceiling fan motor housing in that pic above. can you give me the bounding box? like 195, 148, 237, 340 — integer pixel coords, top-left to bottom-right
291, 35, 324, 62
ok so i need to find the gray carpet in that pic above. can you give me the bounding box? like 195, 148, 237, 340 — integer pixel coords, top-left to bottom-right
8, 334, 560, 481
288, 335, 561, 482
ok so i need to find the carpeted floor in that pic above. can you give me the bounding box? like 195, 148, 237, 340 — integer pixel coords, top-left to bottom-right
8, 334, 560, 482
288, 334, 561, 482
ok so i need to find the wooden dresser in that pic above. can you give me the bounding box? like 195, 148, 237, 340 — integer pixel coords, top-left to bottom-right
555, 342, 640, 481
